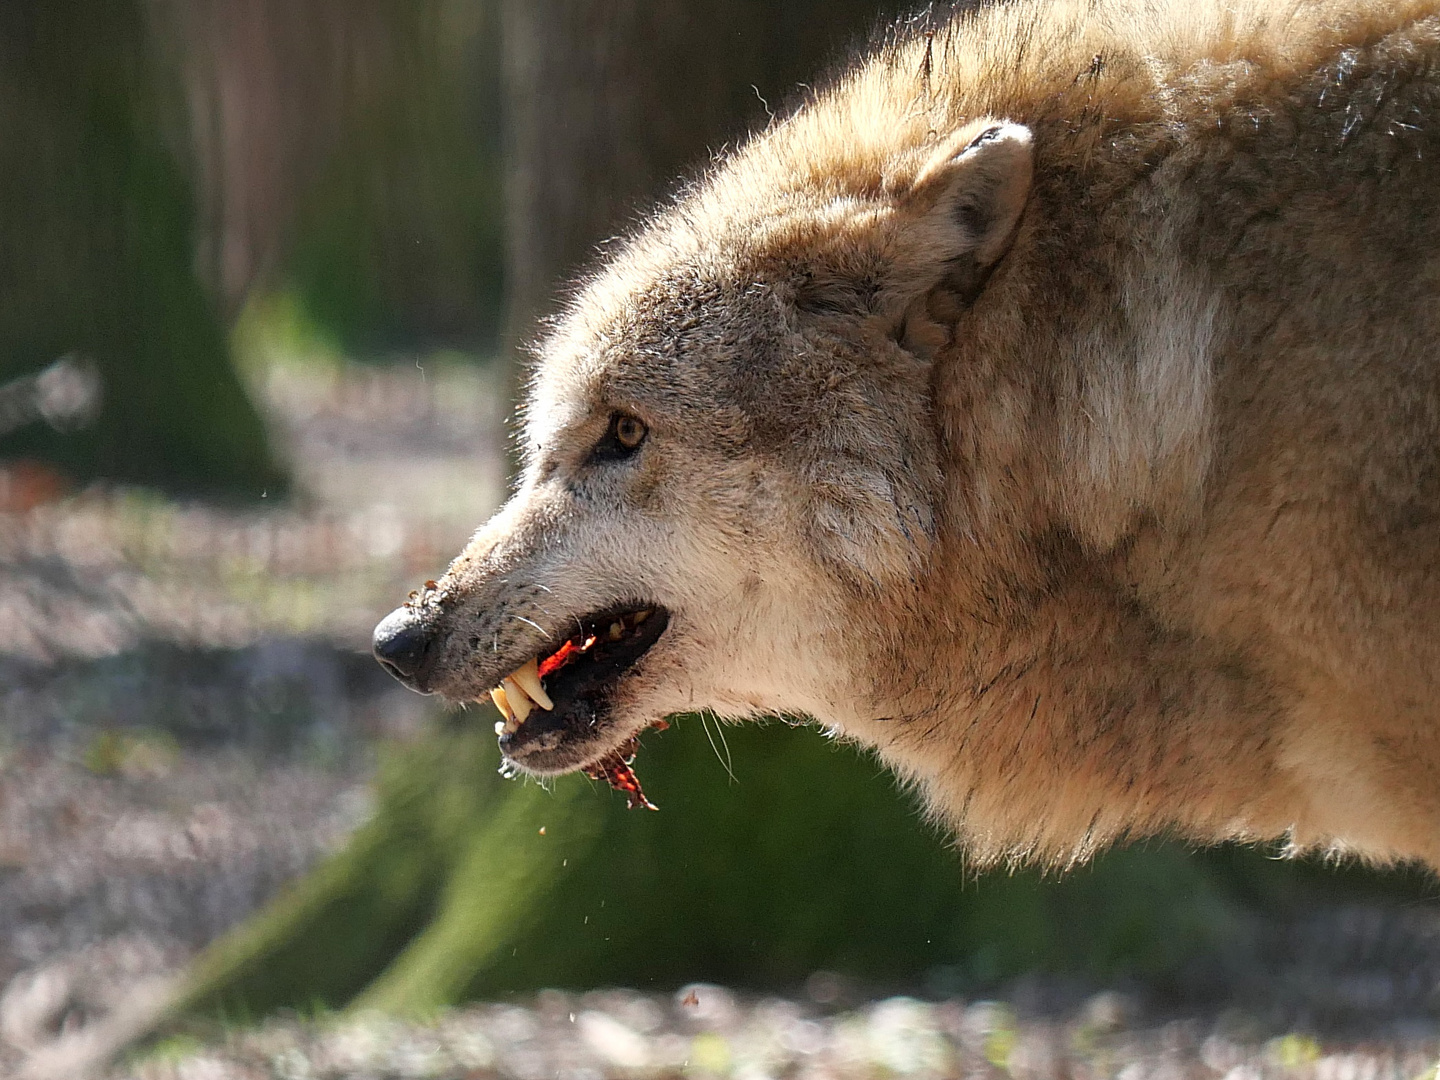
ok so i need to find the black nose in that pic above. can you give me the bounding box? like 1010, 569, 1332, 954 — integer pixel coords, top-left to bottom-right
373, 606, 437, 684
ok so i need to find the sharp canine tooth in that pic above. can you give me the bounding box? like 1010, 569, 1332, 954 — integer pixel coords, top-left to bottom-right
502, 678, 533, 722
490, 687, 521, 735
509, 657, 553, 710
490, 686, 513, 720
609, 621, 624, 641
633, 609, 650, 624
503, 675, 532, 709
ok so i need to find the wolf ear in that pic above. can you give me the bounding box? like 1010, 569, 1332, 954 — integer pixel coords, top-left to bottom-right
792, 121, 1033, 350
887, 121, 1033, 354
909, 122, 1033, 267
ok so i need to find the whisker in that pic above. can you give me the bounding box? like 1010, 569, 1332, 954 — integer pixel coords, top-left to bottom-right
712, 712, 736, 783
701, 711, 737, 785
509, 614, 552, 638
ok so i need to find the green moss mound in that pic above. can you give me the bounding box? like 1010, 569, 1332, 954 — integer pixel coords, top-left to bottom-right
168, 718, 1433, 1023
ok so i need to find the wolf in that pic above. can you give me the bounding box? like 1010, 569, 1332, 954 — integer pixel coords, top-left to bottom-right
375, 0, 1440, 868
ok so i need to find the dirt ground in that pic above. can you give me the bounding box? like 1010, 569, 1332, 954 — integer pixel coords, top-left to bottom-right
2, 357, 1440, 1080
111, 986, 1440, 1080
0, 358, 497, 1076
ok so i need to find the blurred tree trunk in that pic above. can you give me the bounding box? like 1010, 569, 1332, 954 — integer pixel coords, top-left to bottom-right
0, 0, 284, 497
156, 0, 503, 350
501, 0, 905, 347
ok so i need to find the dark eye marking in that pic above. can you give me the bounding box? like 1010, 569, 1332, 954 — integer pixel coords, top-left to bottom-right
587, 412, 649, 464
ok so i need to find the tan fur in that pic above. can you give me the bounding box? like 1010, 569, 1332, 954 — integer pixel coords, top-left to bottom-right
395, 0, 1440, 869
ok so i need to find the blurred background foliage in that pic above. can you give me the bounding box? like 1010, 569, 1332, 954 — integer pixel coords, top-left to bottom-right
0, 0, 1433, 1036
0, 0, 503, 494
277, 3, 503, 354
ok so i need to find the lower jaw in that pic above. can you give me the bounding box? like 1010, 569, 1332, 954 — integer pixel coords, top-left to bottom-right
502, 705, 667, 777
504, 720, 662, 810
502, 747, 595, 777
500, 724, 627, 776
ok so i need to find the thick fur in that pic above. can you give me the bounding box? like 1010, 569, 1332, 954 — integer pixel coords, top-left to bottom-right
402, 0, 1440, 868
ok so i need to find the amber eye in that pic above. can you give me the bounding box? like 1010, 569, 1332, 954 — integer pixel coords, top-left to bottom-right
588, 412, 649, 464
614, 414, 647, 449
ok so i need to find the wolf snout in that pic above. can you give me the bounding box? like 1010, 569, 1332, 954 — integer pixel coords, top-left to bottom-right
372, 605, 439, 689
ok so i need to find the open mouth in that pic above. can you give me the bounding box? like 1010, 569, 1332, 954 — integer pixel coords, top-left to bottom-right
488, 604, 670, 808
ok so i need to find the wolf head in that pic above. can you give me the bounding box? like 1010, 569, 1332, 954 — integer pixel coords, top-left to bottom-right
373, 119, 1033, 779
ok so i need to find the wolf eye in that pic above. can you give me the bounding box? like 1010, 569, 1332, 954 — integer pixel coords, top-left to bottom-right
615, 415, 646, 449
588, 412, 648, 463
